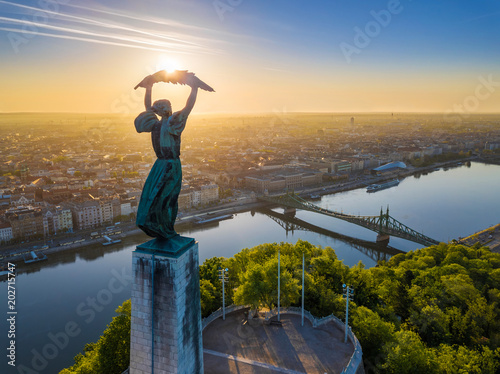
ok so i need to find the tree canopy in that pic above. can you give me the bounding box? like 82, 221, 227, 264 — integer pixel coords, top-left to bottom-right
61, 240, 500, 373
60, 300, 130, 374
200, 240, 500, 373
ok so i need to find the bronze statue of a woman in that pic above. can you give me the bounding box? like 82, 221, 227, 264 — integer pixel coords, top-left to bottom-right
134, 71, 213, 241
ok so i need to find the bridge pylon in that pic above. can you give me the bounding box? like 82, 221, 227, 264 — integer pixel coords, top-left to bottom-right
377, 206, 391, 242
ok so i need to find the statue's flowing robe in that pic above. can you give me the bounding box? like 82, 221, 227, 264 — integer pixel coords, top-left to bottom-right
134, 110, 187, 239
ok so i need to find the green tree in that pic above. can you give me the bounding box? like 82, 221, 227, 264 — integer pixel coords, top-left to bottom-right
348, 261, 380, 310
234, 256, 300, 310
60, 300, 130, 374
433, 344, 500, 374
52, 155, 71, 163
200, 279, 219, 317
219, 188, 233, 199
351, 306, 396, 365
408, 304, 449, 347
234, 262, 267, 309
199, 257, 227, 315
96, 300, 131, 373
303, 246, 349, 317
60, 344, 99, 374
199, 257, 226, 287
381, 330, 436, 374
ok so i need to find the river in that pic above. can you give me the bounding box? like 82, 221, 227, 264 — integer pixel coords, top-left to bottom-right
2, 161, 500, 374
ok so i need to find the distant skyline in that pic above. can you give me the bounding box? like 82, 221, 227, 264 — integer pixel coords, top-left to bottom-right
1, 0, 499, 114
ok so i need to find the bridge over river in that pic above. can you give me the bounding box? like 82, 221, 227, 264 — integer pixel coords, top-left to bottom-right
258, 193, 440, 247
258, 208, 404, 263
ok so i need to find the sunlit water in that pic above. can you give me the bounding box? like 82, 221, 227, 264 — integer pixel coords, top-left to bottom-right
1, 162, 499, 374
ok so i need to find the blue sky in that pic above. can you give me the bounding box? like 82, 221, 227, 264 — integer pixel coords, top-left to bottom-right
0, 0, 499, 113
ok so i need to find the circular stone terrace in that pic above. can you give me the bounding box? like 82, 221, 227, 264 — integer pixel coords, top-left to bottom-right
202, 307, 364, 374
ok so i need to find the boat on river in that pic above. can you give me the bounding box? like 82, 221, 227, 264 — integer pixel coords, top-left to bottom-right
0, 265, 9, 278
24, 251, 48, 264
102, 235, 122, 246
366, 179, 399, 192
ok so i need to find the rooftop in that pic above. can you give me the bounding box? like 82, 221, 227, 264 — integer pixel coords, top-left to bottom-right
373, 161, 407, 172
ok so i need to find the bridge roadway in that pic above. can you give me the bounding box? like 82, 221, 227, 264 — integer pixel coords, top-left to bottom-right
258, 193, 440, 247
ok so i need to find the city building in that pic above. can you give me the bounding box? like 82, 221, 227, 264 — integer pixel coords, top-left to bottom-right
0, 221, 13, 243
0, 194, 10, 209
178, 190, 192, 210
331, 160, 352, 174
99, 197, 115, 224
177, 183, 219, 209
10, 193, 36, 207
371, 161, 407, 175
120, 200, 133, 217
119, 196, 137, 218
57, 206, 73, 232
5, 206, 44, 241
485, 142, 500, 150
347, 158, 365, 172
245, 168, 323, 193
68, 199, 103, 230
199, 183, 219, 205
42, 206, 73, 236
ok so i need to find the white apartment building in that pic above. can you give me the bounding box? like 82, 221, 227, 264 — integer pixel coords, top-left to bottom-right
0, 222, 13, 243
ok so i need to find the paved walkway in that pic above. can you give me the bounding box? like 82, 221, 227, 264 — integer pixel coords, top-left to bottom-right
204, 349, 307, 374
203, 309, 354, 374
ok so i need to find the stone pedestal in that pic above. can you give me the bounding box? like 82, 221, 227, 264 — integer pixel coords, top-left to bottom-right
130, 236, 203, 374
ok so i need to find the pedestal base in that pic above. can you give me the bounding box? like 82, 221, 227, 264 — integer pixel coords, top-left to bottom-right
130, 236, 203, 374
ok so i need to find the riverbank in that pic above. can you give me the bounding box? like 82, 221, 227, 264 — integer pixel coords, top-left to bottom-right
0, 157, 481, 264
0, 201, 271, 265
290, 157, 480, 199
459, 223, 500, 253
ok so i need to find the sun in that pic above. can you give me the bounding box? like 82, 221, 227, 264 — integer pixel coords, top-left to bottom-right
156, 55, 182, 73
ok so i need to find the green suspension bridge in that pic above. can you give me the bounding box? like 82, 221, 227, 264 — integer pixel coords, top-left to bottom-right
258, 193, 440, 247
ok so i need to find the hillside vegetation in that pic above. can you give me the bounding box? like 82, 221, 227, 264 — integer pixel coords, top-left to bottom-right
61, 241, 500, 373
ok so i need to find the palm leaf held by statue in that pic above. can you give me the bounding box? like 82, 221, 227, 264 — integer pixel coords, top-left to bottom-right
134, 70, 215, 92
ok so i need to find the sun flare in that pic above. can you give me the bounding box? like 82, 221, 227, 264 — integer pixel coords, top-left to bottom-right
156, 55, 182, 73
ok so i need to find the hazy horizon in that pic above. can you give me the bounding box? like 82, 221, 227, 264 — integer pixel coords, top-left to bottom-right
2, 111, 500, 116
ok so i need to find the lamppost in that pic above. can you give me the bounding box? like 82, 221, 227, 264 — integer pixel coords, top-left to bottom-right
342, 284, 354, 343
301, 252, 305, 327
277, 250, 280, 321
218, 267, 229, 320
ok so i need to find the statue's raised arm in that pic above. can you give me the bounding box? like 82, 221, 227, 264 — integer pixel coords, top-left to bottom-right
179, 82, 198, 118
